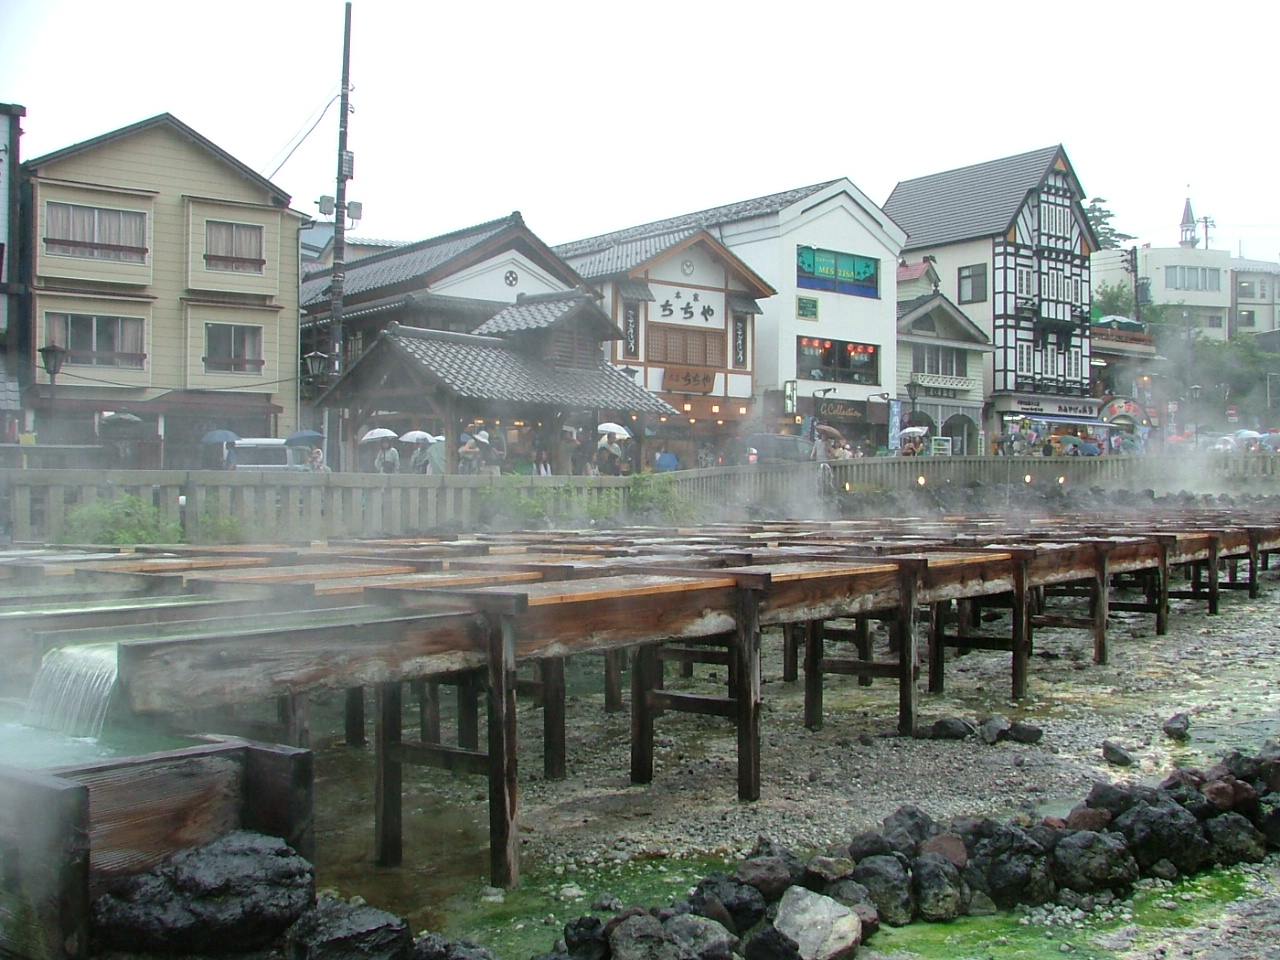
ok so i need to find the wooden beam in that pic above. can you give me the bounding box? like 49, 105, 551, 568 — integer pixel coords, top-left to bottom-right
540, 658, 566, 780
487, 613, 519, 889
385, 742, 488, 776
374, 682, 403, 867
734, 586, 763, 801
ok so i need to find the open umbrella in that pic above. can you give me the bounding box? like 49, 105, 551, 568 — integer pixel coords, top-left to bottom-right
815, 423, 844, 441
399, 430, 437, 444
201, 429, 240, 444
359, 427, 398, 443
597, 422, 632, 438
1235, 429, 1263, 440
899, 425, 929, 438
1261, 433, 1280, 449
1056, 434, 1084, 448
284, 429, 325, 447
101, 412, 142, 424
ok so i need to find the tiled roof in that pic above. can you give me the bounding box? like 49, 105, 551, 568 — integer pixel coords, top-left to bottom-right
552, 181, 839, 259
380, 326, 676, 413
1233, 258, 1280, 275
728, 293, 763, 315
300, 213, 521, 307
615, 278, 655, 301
883, 146, 1064, 251
897, 293, 936, 319
559, 229, 699, 279
896, 262, 932, 282
472, 290, 602, 336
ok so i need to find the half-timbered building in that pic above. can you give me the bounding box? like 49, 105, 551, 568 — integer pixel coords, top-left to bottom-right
884, 147, 1099, 441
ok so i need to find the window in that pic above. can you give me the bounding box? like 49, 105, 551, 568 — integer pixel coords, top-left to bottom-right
796, 246, 879, 299
1016, 342, 1034, 375
958, 264, 987, 303
1045, 343, 1059, 377
45, 201, 146, 262
647, 325, 726, 367
1238, 279, 1257, 299
795, 336, 880, 385
204, 323, 264, 373
1016, 266, 1036, 298
1165, 265, 1221, 291
1067, 349, 1082, 381
912, 344, 968, 378
1239, 310, 1256, 328
46, 312, 145, 367
1206, 315, 1224, 329
205, 221, 265, 273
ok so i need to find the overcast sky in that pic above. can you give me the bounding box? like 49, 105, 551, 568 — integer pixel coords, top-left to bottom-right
4, 0, 1278, 262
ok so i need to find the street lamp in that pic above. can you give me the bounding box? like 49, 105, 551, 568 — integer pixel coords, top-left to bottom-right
38, 343, 69, 442
906, 379, 920, 426
1189, 383, 1202, 444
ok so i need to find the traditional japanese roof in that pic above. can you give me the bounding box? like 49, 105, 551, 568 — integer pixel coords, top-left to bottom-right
319, 323, 676, 414
472, 288, 616, 337
615, 278, 656, 301
884, 146, 1086, 251
559, 229, 700, 278
301, 212, 587, 309
896, 293, 992, 348
23, 113, 292, 206
553, 181, 840, 260
300, 291, 507, 330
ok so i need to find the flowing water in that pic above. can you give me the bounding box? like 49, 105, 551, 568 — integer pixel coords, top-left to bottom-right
22, 642, 119, 738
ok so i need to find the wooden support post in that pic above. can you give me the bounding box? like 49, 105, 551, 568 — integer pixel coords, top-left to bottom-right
603, 649, 624, 713
1247, 529, 1262, 600
895, 560, 923, 736
854, 617, 872, 686
956, 598, 974, 638
344, 686, 365, 746
1091, 545, 1112, 665
803, 619, 824, 731
734, 588, 762, 801
418, 680, 441, 743
782, 622, 800, 683
540, 658, 566, 780
278, 691, 310, 749
928, 601, 945, 694
1010, 552, 1032, 700
374, 682, 403, 867
1155, 536, 1172, 635
243, 743, 315, 862
630, 645, 658, 784
487, 613, 519, 889
1207, 535, 1221, 615
458, 671, 480, 751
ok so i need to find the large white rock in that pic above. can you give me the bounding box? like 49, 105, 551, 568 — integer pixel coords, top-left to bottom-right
773, 885, 863, 960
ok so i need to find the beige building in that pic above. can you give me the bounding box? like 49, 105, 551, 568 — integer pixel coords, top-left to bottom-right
21, 114, 306, 467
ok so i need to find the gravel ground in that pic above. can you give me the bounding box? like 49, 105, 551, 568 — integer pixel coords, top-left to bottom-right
313, 563, 1280, 957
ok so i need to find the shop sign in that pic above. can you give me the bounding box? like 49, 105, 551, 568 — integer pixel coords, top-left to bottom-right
817, 399, 866, 422
662, 365, 715, 393
797, 296, 819, 320
1007, 397, 1099, 417
733, 314, 748, 367
653, 288, 726, 329
1098, 397, 1143, 421
622, 303, 639, 358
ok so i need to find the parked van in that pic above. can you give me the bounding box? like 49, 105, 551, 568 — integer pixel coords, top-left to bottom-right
231, 438, 310, 471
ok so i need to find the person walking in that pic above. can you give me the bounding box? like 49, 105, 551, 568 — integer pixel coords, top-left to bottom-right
374, 438, 399, 474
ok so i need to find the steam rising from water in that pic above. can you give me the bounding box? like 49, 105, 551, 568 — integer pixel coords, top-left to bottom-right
24, 642, 119, 738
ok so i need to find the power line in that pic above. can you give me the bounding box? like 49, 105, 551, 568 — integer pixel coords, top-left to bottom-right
267, 94, 341, 180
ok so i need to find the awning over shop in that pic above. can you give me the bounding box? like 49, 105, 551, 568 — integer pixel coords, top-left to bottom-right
1002, 413, 1112, 429
728, 293, 764, 315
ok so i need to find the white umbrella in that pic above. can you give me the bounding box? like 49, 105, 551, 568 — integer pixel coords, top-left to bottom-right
1235, 429, 1262, 440
359, 427, 399, 442
899, 425, 929, 437
597, 422, 632, 438
400, 430, 436, 443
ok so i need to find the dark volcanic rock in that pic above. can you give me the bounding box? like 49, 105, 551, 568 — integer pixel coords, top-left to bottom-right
1007, 721, 1044, 745
742, 924, 802, 960
849, 854, 914, 926
957, 820, 1054, 908
1050, 830, 1139, 892
609, 914, 695, 960
1111, 800, 1212, 876
911, 853, 968, 922
563, 915, 608, 960
287, 897, 412, 960
1102, 740, 1135, 766
91, 830, 314, 954
1162, 712, 1192, 740
930, 717, 976, 740
690, 872, 766, 935
1204, 812, 1268, 865
847, 830, 894, 863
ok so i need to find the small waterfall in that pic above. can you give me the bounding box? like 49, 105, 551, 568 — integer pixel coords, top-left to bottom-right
24, 643, 119, 738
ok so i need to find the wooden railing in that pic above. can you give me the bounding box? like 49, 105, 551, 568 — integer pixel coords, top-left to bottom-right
1, 454, 1277, 542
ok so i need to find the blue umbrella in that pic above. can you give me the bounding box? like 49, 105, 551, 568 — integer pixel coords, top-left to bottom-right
201, 429, 240, 443
285, 429, 325, 447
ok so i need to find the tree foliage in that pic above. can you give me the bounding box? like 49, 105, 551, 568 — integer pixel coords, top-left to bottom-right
1084, 198, 1135, 250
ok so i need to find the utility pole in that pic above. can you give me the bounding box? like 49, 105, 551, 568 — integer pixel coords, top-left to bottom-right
1198, 215, 1215, 249
328, 2, 353, 471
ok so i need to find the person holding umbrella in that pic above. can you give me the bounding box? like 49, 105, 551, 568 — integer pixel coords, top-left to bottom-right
374, 438, 399, 474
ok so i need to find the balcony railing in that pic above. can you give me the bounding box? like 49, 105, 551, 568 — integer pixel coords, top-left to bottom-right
912, 372, 979, 391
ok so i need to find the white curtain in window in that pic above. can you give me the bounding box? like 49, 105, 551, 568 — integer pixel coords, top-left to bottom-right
206, 221, 235, 259
119, 317, 145, 358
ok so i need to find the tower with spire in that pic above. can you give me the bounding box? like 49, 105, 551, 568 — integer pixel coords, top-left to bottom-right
1180, 197, 1198, 248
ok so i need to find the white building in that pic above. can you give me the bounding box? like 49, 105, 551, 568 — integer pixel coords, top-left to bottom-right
555, 180, 906, 447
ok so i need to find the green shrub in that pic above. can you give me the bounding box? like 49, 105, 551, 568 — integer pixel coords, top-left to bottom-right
62, 495, 183, 545
625, 472, 695, 523
191, 512, 244, 544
